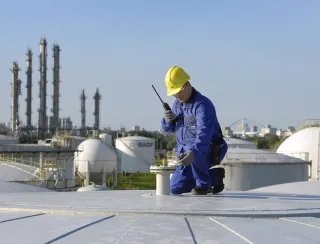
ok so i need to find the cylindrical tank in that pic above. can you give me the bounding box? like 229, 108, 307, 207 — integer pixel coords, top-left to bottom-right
74, 138, 118, 183
99, 133, 113, 146
115, 136, 154, 172
226, 138, 257, 149
221, 148, 309, 191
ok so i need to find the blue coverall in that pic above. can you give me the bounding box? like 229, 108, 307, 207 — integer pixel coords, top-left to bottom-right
161, 88, 228, 194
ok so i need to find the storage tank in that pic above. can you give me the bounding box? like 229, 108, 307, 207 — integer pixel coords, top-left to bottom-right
226, 138, 257, 149
222, 148, 309, 191
115, 136, 154, 172
74, 138, 118, 184
276, 127, 319, 180
99, 133, 113, 146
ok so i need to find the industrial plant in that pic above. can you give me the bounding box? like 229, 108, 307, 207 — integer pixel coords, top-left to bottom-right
0, 38, 116, 192
7, 37, 103, 143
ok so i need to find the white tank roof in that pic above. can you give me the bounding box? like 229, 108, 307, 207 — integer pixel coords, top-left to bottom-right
116, 136, 153, 141
226, 138, 257, 149
0, 182, 52, 193
276, 127, 320, 179
248, 181, 320, 195
77, 184, 110, 192
227, 138, 254, 144
223, 148, 308, 164
277, 127, 320, 153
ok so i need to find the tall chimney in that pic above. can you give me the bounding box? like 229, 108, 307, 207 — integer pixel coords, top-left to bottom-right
10, 62, 22, 132
38, 37, 47, 140
52, 43, 61, 133
25, 48, 33, 128
93, 88, 101, 131
80, 89, 87, 136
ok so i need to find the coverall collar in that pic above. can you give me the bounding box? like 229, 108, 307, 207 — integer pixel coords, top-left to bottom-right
182, 87, 197, 107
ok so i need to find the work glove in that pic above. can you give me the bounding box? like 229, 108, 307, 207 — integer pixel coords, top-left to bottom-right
175, 150, 194, 166
164, 110, 176, 124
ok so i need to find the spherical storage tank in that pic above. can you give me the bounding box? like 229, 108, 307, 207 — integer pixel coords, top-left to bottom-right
99, 133, 113, 146
74, 138, 118, 184
277, 127, 320, 180
115, 136, 154, 173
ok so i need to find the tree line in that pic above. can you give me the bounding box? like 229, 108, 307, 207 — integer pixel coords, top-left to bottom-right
124, 130, 288, 152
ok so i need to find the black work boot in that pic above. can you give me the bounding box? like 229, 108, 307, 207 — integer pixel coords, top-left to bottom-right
191, 186, 209, 195
211, 168, 225, 194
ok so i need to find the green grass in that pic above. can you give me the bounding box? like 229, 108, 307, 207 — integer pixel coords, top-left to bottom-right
108, 172, 156, 190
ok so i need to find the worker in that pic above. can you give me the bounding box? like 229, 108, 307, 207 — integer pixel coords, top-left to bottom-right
161, 65, 228, 195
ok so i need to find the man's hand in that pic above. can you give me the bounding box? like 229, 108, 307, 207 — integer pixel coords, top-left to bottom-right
164, 110, 176, 124
175, 150, 194, 166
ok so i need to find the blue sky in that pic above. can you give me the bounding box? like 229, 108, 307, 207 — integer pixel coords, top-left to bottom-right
0, 0, 319, 131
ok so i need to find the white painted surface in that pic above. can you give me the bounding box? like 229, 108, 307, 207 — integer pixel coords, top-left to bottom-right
115, 136, 154, 172
277, 127, 320, 180
0, 182, 52, 193
248, 180, 320, 194
0, 182, 320, 243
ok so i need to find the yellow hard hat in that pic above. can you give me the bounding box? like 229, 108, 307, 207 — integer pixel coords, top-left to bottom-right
165, 66, 190, 96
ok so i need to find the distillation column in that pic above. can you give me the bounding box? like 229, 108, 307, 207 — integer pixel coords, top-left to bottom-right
25, 48, 33, 129
93, 88, 101, 131
80, 89, 87, 136
38, 37, 48, 140
52, 43, 61, 133
10, 62, 22, 132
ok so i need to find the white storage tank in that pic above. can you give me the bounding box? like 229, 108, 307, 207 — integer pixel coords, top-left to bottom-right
99, 133, 113, 146
222, 148, 309, 191
276, 127, 320, 180
226, 138, 257, 149
74, 138, 118, 184
115, 136, 154, 173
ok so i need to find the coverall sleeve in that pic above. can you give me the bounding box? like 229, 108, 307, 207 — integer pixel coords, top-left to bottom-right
161, 118, 176, 132
190, 102, 215, 161
160, 100, 177, 133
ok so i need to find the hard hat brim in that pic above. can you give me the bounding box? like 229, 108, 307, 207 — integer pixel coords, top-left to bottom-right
167, 87, 183, 96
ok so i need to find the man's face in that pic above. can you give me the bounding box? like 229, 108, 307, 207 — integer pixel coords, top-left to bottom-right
173, 84, 192, 103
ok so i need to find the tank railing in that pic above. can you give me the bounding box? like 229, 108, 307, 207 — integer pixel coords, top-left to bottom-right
0, 144, 81, 152
0, 153, 39, 175
166, 151, 310, 164
0, 153, 66, 168
0, 153, 68, 180
275, 151, 310, 161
